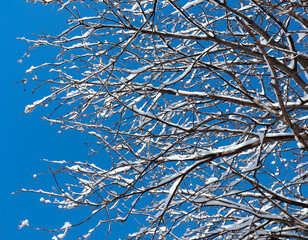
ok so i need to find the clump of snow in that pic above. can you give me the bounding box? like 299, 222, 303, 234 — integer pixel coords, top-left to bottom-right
159, 226, 167, 232
24, 95, 51, 113
25, 66, 36, 74
297, 32, 307, 43
300, 208, 308, 216
206, 177, 218, 184
61, 221, 72, 229
40, 197, 51, 204
28, 0, 55, 4
18, 219, 29, 229
55, 222, 72, 239
182, 0, 206, 10
297, 142, 305, 149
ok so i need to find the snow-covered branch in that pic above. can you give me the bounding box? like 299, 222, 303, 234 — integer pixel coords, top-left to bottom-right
19, 0, 308, 239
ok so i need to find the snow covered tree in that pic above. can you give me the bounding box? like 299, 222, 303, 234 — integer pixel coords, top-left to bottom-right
19, 0, 308, 239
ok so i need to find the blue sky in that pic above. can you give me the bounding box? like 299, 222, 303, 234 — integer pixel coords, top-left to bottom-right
0, 1, 121, 239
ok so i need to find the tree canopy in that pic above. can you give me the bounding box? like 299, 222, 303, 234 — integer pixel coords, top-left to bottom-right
20, 0, 308, 239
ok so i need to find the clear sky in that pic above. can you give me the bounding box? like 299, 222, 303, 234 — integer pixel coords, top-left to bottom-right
1, 1, 123, 239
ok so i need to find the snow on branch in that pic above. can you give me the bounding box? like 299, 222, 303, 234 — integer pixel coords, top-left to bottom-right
19, 0, 308, 239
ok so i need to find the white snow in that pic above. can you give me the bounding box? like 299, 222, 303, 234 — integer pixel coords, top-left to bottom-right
223, 217, 253, 231
182, 0, 206, 10
26, 66, 36, 74
297, 142, 305, 149
300, 208, 308, 216
67, 29, 94, 42
163, 177, 182, 209
18, 219, 29, 229
24, 93, 54, 113
61, 221, 72, 229
206, 177, 218, 184
297, 32, 307, 43
159, 226, 167, 232
164, 63, 194, 85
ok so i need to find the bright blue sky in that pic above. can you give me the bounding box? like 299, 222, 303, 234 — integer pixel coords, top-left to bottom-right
0, 1, 126, 239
